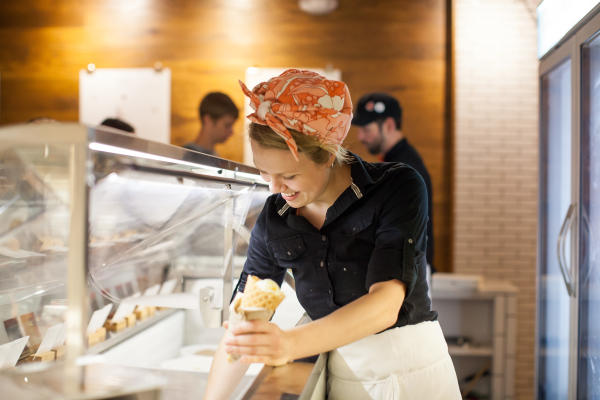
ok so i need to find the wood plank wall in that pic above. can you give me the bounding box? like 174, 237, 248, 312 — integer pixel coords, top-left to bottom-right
0, 0, 452, 272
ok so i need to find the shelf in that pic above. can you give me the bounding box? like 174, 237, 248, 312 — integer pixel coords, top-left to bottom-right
88, 308, 179, 355
447, 344, 493, 357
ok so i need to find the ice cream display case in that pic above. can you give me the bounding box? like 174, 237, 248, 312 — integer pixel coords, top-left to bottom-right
0, 123, 271, 398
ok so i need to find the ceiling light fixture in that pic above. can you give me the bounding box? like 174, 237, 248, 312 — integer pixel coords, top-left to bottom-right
298, 0, 338, 15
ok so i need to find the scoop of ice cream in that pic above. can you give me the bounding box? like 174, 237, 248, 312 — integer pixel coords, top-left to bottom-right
256, 278, 281, 293
240, 275, 285, 311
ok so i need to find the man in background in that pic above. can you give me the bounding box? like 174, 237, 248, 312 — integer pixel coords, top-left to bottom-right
352, 93, 436, 275
183, 92, 239, 156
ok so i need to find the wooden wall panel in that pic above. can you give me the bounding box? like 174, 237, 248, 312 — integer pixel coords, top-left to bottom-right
0, 0, 452, 272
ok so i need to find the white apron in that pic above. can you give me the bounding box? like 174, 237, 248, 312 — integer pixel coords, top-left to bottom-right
326, 320, 461, 400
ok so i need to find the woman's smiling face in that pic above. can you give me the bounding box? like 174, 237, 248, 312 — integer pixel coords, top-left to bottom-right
251, 139, 333, 209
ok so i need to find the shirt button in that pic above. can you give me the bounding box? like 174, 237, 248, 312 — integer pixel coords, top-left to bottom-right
408, 238, 414, 244
343, 267, 347, 272
287, 250, 292, 256
320, 260, 325, 268
321, 235, 327, 242
328, 289, 332, 295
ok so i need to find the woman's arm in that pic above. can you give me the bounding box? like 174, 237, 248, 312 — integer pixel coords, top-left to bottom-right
204, 327, 251, 400
225, 278, 406, 365
204, 200, 286, 399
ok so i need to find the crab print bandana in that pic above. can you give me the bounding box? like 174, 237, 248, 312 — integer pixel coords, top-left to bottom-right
239, 69, 353, 161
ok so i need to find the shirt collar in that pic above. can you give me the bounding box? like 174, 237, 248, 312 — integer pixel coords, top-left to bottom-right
348, 152, 375, 194
275, 152, 374, 219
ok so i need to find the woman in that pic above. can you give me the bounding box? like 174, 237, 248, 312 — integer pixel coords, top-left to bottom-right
204, 69, 460, 399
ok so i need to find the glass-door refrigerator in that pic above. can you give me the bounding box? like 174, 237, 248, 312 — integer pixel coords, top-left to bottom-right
577, 20, 600, 400
536, 5, 600, 399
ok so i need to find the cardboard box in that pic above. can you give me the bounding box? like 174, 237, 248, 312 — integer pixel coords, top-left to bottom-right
87, 327, 107, 347
135, 307, 150, 321
125, 313, 136, 328
54, 345, 66, 359
23, 350, 56, 363
104, 318, 126, 333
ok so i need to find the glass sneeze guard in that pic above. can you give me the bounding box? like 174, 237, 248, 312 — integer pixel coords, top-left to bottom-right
0, 122, 270, 398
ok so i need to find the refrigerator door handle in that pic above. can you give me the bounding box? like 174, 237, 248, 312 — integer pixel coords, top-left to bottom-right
557, 203, 577, 297
565, 203, 578, 297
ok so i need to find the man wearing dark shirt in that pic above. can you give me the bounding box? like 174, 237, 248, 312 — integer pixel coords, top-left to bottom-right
183, 92, 239, 156
352, 93, 435, 274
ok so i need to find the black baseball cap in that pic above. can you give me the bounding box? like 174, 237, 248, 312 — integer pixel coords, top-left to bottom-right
351, 92, 402, 128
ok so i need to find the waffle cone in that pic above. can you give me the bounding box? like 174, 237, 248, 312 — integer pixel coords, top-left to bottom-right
240, 276, 285, 311
240, 289, 285, 311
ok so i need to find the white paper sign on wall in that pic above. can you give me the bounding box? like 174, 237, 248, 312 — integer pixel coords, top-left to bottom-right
79, 67, 171, 143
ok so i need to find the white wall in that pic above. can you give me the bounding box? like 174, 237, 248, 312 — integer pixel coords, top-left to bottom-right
453, 0, 539, 398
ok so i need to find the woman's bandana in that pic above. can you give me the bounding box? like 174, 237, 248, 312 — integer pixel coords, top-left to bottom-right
239, 69, 353, 161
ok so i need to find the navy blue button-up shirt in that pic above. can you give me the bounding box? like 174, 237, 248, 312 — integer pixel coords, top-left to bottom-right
236, 154, 437, 329
384, 138, 435, 271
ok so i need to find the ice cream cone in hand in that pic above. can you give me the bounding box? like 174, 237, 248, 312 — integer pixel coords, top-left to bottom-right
227, 275, 285, 362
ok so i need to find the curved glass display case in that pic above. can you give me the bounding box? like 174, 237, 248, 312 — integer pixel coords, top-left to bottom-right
0, 123, 270, 398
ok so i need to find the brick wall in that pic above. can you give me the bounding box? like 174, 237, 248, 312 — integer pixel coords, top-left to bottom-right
453, 0, 539, 398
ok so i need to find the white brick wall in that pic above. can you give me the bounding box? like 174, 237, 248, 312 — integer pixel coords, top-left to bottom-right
453, 0, 539, 398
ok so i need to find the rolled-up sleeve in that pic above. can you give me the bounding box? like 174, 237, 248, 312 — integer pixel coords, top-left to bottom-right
365, 167, 428, 296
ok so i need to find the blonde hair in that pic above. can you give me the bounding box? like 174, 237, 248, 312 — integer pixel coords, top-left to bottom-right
249, 123, 351, 166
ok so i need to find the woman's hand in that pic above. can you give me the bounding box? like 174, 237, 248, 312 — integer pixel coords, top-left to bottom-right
223, 320, 293, 366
